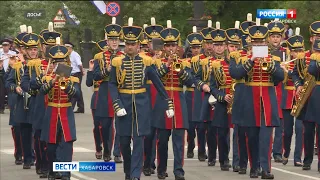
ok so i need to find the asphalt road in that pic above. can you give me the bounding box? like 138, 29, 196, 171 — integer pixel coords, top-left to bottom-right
1, 75, 320, 180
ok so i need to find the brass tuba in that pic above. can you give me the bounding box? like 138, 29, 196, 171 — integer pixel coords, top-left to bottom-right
291, 73, 316, 117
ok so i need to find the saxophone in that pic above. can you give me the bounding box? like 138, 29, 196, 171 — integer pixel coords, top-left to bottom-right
227, 80, 236, 114
291, 73, 316, 117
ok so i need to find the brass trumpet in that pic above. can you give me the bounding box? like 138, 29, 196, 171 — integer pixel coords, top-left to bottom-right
258, 58, 271, 71
169, 51, 181, 72
59, 77, 67, 90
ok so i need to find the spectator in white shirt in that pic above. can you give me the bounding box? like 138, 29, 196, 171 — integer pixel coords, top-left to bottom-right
65, 42, 85, 113
0, 39, 16, 113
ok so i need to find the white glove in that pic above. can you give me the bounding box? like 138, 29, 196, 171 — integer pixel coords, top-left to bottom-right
208, 95, 217, 106
166, 109, 174, 118
116, 108, 127, 117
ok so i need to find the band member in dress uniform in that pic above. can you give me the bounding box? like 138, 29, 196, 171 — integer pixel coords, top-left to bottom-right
7, 26, 38, 170
143, 17, 164, 176
93, 17, 124, 162
185, 25, 206, 161
268, 24, 303, 166
291, 21, 320, 171
230, 14, 255, 174
108, 17, 174, 180
306, 38, 320, 172
224, 20, 248, 173
192, 20, 216, 166
5, 25, 28, 166
88, 38, 106, 160
229, 18, 284, 179
40, 38, 80, 180
152, 20, 193, 180
266, 20, 285, 163
23, 22, 62, 177
208, 21, 233, 171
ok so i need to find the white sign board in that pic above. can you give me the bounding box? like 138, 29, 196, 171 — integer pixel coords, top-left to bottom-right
53, 9, 66, 28
252, 46, 268, 58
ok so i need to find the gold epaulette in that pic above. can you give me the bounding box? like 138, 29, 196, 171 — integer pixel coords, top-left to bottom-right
239, 56, 249, 64
200, 58, 209, 66
70, 76, 80, 83
181, 59, 191, 68
211, 60, 221, 68
297, 52, 305, 59
42, 76, 52, 82
142, 55, 153, 66
230, 51, 241, 59
13, 61, 23, 70
154, 59, 162, 68
94, 52, 104, 60
272, 55, 281, 62
310, 53, 320, 62
27, 60, 34, 67
111, 56, 123, 67
191, 55, 200, 63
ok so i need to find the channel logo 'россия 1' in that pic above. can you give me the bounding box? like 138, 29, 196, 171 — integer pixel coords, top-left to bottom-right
257, 9, 296, 19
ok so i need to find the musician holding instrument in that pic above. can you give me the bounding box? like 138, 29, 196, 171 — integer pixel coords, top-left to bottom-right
228, 13, 256, 174
186, 21, 212, 163
4, 25, 29, 166
185, 25, 207, 162
209, 21, 236, 171
93, 17, 124, 162
40, 39, 80, 180
306, 39, 320, 172
21, 22, 62, 178
6, 26, 39, 170
143, 17, 164, 176
291, 21, 320, 171
278, 27, 304, 167
192, 20, 217, 166
152, 20, 192, 180
108, 17, 174, 180
229, 18, 284, 179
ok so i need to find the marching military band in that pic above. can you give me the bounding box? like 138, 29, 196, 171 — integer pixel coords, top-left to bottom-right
2, 13, 320, 180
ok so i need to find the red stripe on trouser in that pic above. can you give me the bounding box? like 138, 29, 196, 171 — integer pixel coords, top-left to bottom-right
11, 127, 17, 156
91, 110, 99, 152
268, 128, 274, 171
245, 133, 252, 168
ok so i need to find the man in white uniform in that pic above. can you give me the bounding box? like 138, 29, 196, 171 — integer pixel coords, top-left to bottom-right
65, 42, 85, 113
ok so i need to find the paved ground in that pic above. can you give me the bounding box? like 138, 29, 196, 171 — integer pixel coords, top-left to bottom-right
1, 75, 320, 180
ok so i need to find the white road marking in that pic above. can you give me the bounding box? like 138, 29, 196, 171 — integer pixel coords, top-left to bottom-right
71, 177, 80, 180
272, 167, 320, 180
0, 147, 94, 155
72, 172, 97, 180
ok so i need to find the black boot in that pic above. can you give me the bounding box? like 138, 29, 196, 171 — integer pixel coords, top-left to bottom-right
104, 155, 112, 162
208, 160, 216, 166
261, 171, 274, 179
157, 172, 166, 179
15, 156, 23, 165
23, 163, 31, 169
114, 156, 123, 163
233, 166, 240, 172
187, 151, 194, 158
249, 168, 258, 178
175, 174, 185, 180
198, 153, 206, 162
273, 155, 282, 163
302, 164, 311, 170
143, 167, 151, 176
238, 167, 247, 174
125, 174, 130, 180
